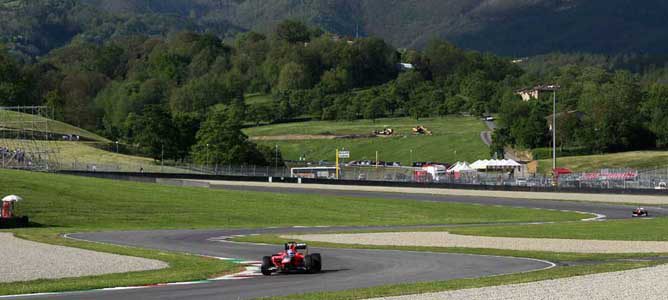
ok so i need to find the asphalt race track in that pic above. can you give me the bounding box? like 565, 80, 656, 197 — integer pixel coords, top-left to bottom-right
12, 185, 668, 300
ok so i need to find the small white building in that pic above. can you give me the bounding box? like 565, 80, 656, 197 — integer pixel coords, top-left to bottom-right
516, 85, 560, 101
397, 63, 415, 71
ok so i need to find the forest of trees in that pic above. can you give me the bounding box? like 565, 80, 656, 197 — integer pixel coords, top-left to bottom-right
0, 20, 526, 165
492, 54, 668, 158
3, 18, 668, 166
6, 0, 668, 59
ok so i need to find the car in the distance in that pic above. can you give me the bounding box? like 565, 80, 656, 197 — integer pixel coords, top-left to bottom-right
632, 208, 649, 217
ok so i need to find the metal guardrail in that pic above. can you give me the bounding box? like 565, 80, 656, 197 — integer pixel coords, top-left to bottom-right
5, 156, 656, 194
58, 168, 668, 196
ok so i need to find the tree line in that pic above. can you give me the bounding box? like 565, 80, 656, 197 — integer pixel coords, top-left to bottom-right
4, 20, 668, 166
0, 20, 524, 165
492, 62, 668, 159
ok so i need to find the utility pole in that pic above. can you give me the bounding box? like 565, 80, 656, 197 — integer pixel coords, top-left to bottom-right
206, 144, 210, 171
161, 144, 164, 173
275, 144, 279, 169
335, 148, 340, 179
552, 89, 557, 171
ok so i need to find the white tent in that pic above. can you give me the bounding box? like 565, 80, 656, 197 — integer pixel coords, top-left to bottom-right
2, 195, 22, 202
471, 159, 520, 170
500, 159, 521, 168
447, 162, 476, 173
470, 160, 490, 170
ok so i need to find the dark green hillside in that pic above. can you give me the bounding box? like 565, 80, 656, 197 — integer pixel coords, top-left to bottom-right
4, 0, 668, 57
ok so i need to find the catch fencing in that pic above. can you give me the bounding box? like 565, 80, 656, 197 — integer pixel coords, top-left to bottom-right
24, 160, 668, 192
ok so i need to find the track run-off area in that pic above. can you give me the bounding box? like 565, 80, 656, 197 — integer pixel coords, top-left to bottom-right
7, 180, 668, 300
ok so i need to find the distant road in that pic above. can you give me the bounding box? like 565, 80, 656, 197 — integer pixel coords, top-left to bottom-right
484, 120, 497, 130
480, 130, 492, 146
480, 120, 495, 146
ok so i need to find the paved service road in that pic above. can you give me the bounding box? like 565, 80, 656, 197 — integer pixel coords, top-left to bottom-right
13, 185, 666, 300
480, 131, 493, 146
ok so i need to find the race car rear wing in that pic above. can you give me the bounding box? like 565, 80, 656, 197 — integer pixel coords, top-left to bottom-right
285, 242, 308, 250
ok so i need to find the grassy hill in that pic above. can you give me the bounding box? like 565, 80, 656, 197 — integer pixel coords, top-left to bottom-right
537, 151, 668, 173
0, 139, 186, 173
245, 116, 490, 165
244, 93, 273, 106
0, 110, 190, 172
0, 110, 109, 143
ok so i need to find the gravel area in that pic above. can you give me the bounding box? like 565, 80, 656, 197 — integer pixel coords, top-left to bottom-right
0, 233, 168, 283
288, 232, 668, 253
366, 264, 668, 300
197, 180, 668, 205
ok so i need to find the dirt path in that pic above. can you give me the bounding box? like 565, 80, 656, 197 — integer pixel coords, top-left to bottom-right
250, 134, 340, 141
480, 131, 492, 146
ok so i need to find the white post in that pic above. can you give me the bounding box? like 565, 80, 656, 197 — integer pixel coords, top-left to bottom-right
552, 90, 557, 171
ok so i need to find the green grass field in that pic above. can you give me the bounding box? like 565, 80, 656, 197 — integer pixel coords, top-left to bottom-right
5, 170, 585, 229
245, 93, 273, 105
245, 116, 490, 164
0, 110, 109, 142
537, 150, 668, 173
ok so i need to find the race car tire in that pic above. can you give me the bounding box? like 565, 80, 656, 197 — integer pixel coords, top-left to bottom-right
261, 256, 273, 276
305, 253, 322, 273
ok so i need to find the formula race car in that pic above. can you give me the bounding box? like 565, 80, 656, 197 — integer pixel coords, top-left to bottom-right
632, 208, 649, 217
261, 242, 322, 276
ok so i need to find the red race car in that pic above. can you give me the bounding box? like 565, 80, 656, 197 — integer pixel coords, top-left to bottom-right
261, 242, 322, 276
632, 208, 649, 217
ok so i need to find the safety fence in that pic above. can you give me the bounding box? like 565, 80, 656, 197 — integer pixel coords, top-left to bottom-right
16, 160, 668, 192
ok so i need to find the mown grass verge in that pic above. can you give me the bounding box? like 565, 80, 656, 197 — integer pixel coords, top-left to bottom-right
448, 217, 668, 241
273, 217, 668, 242
6, 170, 587, 229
